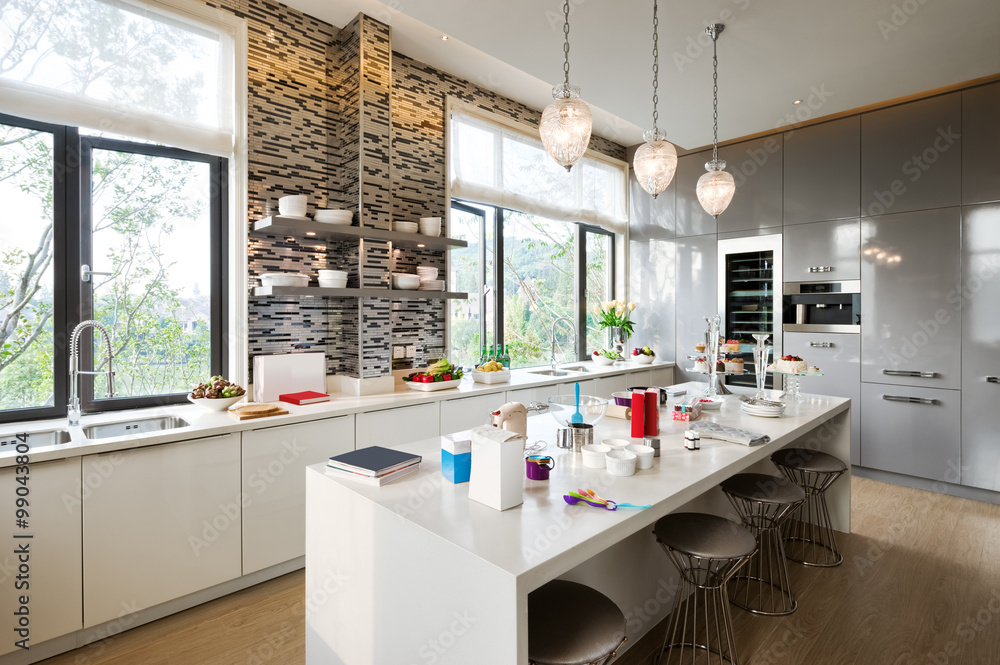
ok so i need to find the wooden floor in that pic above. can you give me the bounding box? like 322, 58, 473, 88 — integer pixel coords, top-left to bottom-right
42, 476, 1000, 665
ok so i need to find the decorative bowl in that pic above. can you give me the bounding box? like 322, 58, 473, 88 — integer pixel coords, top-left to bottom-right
631, 353, 655, 364
611, 391, 633, 407
592, 354, 616, 366
546, 394, 609, 428
187, 394, 244, 411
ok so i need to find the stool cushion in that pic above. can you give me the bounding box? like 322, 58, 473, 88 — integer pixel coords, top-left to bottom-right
720, 473, 805, 505
654, 512, 756, 560
771, 448, 847, 474
528, 580, 625, 665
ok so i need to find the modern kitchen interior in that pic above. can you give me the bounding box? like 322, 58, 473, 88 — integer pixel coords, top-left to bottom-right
0, 0, 998, 664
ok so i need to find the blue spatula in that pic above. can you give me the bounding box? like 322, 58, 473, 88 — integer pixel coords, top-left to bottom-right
572, 382, 583, 424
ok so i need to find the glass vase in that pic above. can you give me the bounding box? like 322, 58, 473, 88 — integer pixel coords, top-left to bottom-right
609, 326, 628, 360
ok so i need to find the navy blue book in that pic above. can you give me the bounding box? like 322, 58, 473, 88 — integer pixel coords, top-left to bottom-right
328, 446, 421, 477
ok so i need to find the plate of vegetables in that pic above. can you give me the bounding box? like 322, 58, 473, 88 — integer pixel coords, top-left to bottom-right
403, 358, 465, 391
188, 376, 247, 410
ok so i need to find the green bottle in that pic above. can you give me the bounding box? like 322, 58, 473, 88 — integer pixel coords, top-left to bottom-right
501, 344, 511, 369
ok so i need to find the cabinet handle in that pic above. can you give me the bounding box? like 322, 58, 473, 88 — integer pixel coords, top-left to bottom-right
810, 342, 834, 348
882, 395, 938, 405
988, 376, 999, 384
808, 266, 834, 273
882, 369, 937, 378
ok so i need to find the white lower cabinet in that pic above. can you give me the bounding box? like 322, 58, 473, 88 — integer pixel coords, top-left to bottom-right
505, 385, 560, 406
649, 366, 675, 387
242, 417, 354, 574
83, 433, 242, 627
440, 394, 505, 435
558, 379, 596, 396
594, 374, 629, 397
0, 457, 82, 655
355, 402, 440, 448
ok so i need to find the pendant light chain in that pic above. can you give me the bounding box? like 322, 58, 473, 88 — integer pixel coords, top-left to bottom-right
651, 0, 659, 133
711, 30, 719, 162
562, 0, 571, 90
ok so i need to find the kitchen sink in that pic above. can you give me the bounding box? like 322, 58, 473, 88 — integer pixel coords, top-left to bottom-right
560, 365, 594, 373
529, 369, 577, 377
0, 429, 72, 450
83, 415, 191, 440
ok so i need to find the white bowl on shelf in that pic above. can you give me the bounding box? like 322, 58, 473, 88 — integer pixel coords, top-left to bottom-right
394, 222, 419, 233
259, 272, 309, 287
318, 269, 348, 279
418, 279, 445, 291
418, 219, 441, 236
605, 450, 637, 477
416, 266, 438, 280
315, 210, 353, 225
318, 278, 348, 289
278, 194, 307, 217
392, 273, 420, 290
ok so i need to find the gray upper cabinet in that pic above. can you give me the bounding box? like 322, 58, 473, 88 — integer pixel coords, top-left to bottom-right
783, 117, 860, 224
860, 93, 961, 216
675, 150, 717, 237
715, 136, 783, 235
962, 82, 1000, 205
860, 207, 962, 389
629, 169, 675, 240
674, 233, 718, 383
960, 203, 1000, 490
783, 219, 861, 281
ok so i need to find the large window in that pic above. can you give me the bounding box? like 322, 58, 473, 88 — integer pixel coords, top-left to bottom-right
448, 201, 613, 369
0, 114, 227, 422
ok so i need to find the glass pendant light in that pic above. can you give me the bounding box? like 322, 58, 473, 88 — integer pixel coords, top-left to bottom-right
697, 24, 736, 218
633, 0, 677, 198
539, 0, 592, 172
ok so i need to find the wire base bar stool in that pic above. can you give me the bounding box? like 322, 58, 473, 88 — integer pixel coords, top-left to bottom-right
771, 448, 848, 567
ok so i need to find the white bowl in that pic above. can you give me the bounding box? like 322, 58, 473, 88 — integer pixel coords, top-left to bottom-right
259, 272, 309, 287
626, 444, 656, 469
592, 354, 616, 366
278, 194, 307, 216
419, 223, 441, 237
606, 450, 637, 476
416, 266, 439, 280
187, 393, 244, 411
315, 210, 352, 225
602, 438, 631, 450
319, 279, 348, 289
631, 353, 655, 364
394, 222, 418, 231
392, 274, 420, 290
581, 443, 611, 468
318, 270, 348, 278
420, 216, 442, 223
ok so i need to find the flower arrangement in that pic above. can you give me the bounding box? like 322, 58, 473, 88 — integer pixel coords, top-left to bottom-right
593, 300, 636, 337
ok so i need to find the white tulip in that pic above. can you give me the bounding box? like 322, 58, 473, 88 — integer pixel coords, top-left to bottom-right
628, 302, 636, 311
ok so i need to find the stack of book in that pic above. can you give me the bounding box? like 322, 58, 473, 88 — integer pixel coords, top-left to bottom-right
326, 446, 421, 486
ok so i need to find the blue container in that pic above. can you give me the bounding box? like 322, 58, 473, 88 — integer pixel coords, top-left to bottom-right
441, 435, 472, 484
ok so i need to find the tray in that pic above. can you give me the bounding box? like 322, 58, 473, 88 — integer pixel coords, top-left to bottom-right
471, 369, 510, 384
405, 378, 463, 392
229, 403, 289, 421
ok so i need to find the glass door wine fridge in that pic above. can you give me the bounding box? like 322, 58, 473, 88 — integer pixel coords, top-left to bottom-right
717, 235, 783, 388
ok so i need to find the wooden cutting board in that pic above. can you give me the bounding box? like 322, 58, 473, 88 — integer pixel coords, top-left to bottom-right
228, 403, 289, 421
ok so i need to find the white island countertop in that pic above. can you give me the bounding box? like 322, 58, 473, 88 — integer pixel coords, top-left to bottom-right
305, 384, 852, 665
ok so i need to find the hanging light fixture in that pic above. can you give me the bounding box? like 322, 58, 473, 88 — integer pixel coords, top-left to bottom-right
633, 0, 677, 198
539, 0, 592, 172
697, 23, 736, 218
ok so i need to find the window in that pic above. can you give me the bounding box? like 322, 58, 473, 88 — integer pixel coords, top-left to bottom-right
0, 113, 228, 423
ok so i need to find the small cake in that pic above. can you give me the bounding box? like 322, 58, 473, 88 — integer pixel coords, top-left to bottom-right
694, 356, 708, 372
727, 357, 745, 373
716, 360, 726, 372
776, 354, 808, 373
695, 343, 705, 352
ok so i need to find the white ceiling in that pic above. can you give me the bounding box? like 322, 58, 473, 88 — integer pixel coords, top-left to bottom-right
286, 0, 1000, 151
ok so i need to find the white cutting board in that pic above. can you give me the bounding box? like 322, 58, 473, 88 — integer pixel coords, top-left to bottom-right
253, 352, 326, 403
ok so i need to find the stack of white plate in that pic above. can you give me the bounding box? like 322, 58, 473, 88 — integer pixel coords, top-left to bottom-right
416, 266, 438, 281
315, 209, 352, 225
392, 273, 420, 290
419, 217, 441, 236
740, 401, 786, 418
318, 269, 348, 288
418, 279, 445, 291
394, 221, 418, 233
278, 195, 307, 218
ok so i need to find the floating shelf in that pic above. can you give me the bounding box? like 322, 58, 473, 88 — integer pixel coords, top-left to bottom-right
251, 216, 469, 251
253, 285, 469, 300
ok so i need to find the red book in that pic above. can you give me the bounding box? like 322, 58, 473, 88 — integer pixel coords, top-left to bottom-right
631, 390, 646, 438
644, 388, 660, 436
279, 390, 330, 405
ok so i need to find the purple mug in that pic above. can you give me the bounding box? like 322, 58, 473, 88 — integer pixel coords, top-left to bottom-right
526, 456, 555, 481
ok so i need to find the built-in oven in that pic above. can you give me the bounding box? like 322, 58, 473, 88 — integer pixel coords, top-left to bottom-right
783, 280, 861, 333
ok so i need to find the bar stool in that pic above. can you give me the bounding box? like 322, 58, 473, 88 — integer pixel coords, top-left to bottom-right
652, 512, 757, 665
771, 448, 847, 567
720, 473, 805, 616
528, 579, 627, 665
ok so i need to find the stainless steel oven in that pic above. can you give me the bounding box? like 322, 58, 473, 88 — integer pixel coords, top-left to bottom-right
783, 280, 861, 333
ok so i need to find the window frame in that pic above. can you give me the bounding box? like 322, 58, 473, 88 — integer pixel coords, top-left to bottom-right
0, 112, 229, 424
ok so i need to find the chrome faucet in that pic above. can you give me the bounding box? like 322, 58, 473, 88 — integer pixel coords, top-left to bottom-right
549, 317, 576, 370
68, 320, 117, 427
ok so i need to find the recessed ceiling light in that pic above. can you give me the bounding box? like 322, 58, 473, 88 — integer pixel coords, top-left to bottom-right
440, 35, 449, 41
306, 231, 316, 236
792, 99, 803, 105
417, 244, 425, 248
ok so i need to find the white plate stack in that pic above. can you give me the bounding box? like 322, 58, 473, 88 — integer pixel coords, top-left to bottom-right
740, 401, 786, 418
318, 269, 348, 288
392, 273, 420, 290
419, 217, 441, 236
278, 195, 307, 219
416, 265, 444, 291
315, 209, 352, 225
394, 221, 418, 233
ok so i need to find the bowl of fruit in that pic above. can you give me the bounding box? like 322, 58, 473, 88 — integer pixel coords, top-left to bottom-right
472, 359, 510, 384
591, 349, 618, 366
631, 346, 655, 364
402, 358, 465, 391
188, 376, 247, 411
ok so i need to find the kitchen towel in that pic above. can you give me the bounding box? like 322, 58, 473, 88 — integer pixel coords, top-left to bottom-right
468, 425, 524, 511
688, 421, 771, 447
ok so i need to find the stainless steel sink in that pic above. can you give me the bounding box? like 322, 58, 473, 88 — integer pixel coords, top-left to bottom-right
0, 429, 72, 450
83, 415, 191, 440
529, 369, 576, 377
561, 365, 594, 373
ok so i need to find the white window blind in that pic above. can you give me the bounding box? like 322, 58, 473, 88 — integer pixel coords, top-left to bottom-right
449, 107, 628, 234
0, 0, 239, 157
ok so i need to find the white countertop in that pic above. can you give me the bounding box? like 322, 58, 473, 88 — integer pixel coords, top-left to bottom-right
306, 384, 850, 588
0, 360, 674, 467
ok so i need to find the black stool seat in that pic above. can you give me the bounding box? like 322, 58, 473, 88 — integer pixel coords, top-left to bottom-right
654, 512, 756, 561
720, 472, 805, 505
771, 448, 846, 475
528, 580, 626, 665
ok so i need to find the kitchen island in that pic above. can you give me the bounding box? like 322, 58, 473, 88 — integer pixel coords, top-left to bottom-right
304, 384, 851, 664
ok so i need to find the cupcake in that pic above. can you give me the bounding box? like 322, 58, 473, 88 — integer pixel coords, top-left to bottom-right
729, 357, 745, 374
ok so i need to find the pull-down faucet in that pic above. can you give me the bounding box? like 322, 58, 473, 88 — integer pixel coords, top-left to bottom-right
68, 320, 117, 427
549, 317, 576, 370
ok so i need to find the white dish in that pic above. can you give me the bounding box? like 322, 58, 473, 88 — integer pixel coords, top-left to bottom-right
394, 222, 419, 233
605, 449, 637, 477
420, 217, 442, 223
602, 438, 631, 450
318, 269, 348, 278
392, 274, 420, 290
471, 369, 511, 384
581, 443, 611, 468
592, 354, 616, 366
278, 194, 307, 217
318, 279, 348, 289
418, 279, 445, 290
630, 354, 655, 364
697, 396, 725, 410
406, 378, 463, 392
626, 444, 656, 469
416, 266, 439, 280
315, 216, 352, 226
259, 272, 309, 287
187, 393, 244, 411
